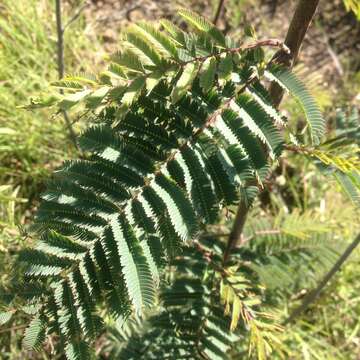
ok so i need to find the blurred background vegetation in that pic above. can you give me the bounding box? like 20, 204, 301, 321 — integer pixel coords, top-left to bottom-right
0, 0, 359, 358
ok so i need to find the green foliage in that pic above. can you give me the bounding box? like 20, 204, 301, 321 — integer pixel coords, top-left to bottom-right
343, 0, 360, 20
265, 65, 325, 145
240, 211, 341, 297
22, 316, 46, 352
0, 1, 98, 358
281, 249, 360, 359
7, 10, 332, 359
310, 108, 360, 206
103, 201, 356, 359
102, 237, 281, 360
0, 0, 98, 197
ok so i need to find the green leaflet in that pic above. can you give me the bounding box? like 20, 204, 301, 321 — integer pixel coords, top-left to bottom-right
133, 22, 179, 59
140, 239, 161, 286
202, 148, 239, 205
142, 186, 183, 257
22, 315, 45, 351
159, 19, 186, 47
59, 89, 91, 111
167, 158, 186, 189
63, 73, 98, 86
334, 170, 360, 207
178, 9, 226, 47
218, 53, 233, 82
266, 65, 325, 145
85, 86, 109, 109
36, 201, 107, 228
112, 49, 145, 74
0, 311, 13, 325
154, 173, 199, 240
145, 71, 163, 95
51, 79, 84, 90
131, 198, 156, 234
36, 231, 87, 260
171, 62, 198, 103
91, 155, 145, 187
122, 77, 146, 106
124, 30, 163, 66
181, 146, 219, 223
225, 145, 254, 184
200, 57, 217, 93
116, 112, 178, 150
69, 267, 103, 339
65, 340, 93, 360
18, 249, 73, 278
221, 108, 268, 175
235, 94, 284, 158
57, 165, 130, 203
45, 178, 120, 216
93, 239, 131, 318
108, 63, 127, 79
109, 215, 155, 314
247, 81, 284, 126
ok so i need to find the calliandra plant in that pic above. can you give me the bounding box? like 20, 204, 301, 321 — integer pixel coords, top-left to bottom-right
3, 9, 359, 360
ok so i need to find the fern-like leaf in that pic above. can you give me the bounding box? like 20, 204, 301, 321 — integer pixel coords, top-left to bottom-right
13, 11, 328, 359
266, 65, 325, 145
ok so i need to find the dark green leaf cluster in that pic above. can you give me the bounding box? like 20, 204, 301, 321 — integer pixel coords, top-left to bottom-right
13, 10, 325, 359
105, 216, 341, 359
105, 237, 271, 360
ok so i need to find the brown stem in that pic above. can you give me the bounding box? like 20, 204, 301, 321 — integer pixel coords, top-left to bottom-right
213, 0, 226, 25
182, 38, 288, 65
285, 233, 360, 324
55, 0, 79, 151
269, 0, 320, 107
223, 197, 248, 264
201, 232, 230, 238
224, 0, 320, 263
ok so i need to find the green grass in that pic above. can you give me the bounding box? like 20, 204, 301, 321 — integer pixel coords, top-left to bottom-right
0, 1, 99, 357
276, 252, 360, 359
0, 0, 98, 199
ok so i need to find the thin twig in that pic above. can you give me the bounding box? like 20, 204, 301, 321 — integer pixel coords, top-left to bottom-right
285, 233, 360, 324
103, 38, 286, 113
0, 324, 27, 334
213, 0, 226, 26
243, 228, 282, 243
201, 232, 230, 238
63, 1, 89, 33
319, 24, 344, 77
55, 0, 79, 151
223, 197, 248, 264
183, 38, 289, 65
